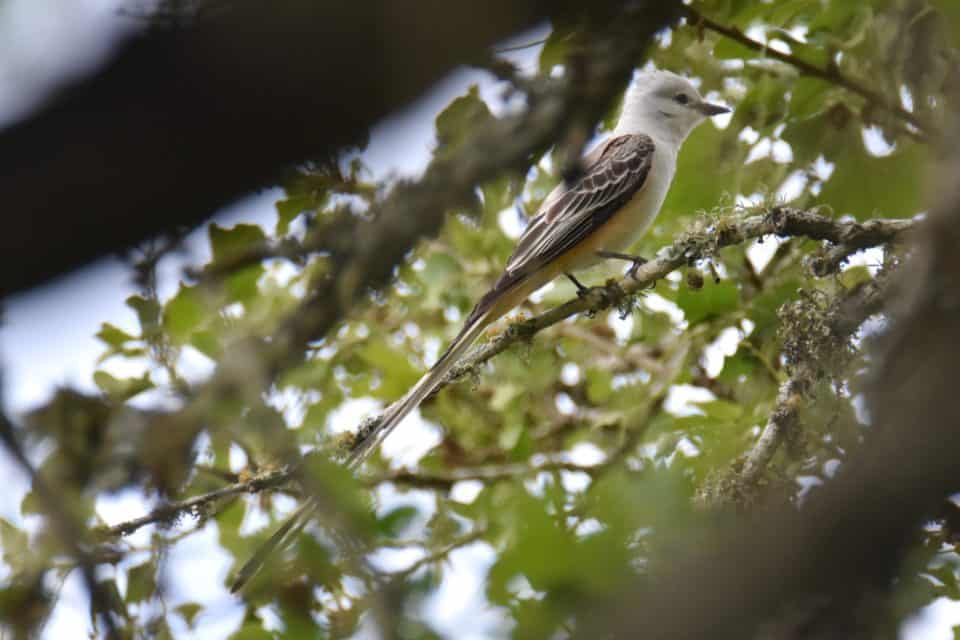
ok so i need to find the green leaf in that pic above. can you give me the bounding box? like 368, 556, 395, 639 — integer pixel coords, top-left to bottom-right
176, 603, 203, 628
935, 0, 960, 47
190, 329, 222, 359
749, 279, 801, 334
300, 391, 342, 432
808, 4, 874, 50
228, 623, 275, 640
765, 0, 821, 26
163, 285, 207, 344
419, 252, 463, 309
677, 278, 739, 324
296, 533, 339, 588
538, 26, 573, 73
729, 73, 791, 134
126, 294, 162, 336
789, 77, 835, 120
276, 193, 322, 236
125, 561, 156, 603
816, 136, 928, 219
717, 352, 756, 386
355, 339, 421, 401
0, 519, 28, 567
224, 265, 264, 306
696, 399, 744, 422
713, 35, 760, 60
435, 86, 493, 151
480, 174, 520, 216
300, 455, 373, 533
585, 368, 614, 404
660, 123, 742, 221
19, 491, 41, 517
93, 370, 154, 401
377, 506, 419, 539
95, 322, 145, 363
209, 223, 267, 263
96, 323, 136, 349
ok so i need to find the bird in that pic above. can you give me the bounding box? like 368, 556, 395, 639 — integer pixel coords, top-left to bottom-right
230, 70, 730, 592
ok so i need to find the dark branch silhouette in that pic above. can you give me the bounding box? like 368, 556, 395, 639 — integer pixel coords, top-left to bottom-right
0, 1, 567, 297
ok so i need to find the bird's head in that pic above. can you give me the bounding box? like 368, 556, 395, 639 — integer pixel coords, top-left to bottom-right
616, 70, 731, 144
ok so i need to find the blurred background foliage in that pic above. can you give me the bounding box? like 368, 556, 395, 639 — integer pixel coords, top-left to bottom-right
3, 0, 959, 638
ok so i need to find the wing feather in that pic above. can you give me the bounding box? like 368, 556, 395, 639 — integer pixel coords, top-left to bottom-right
505, 134, 655, 275
461, 134, 655, 329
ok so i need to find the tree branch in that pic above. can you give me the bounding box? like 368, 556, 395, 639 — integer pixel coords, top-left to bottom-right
380, 528, 488, 581
372, 460, 607, 491
349, 207, 915, 458
581, 127, 960, 640
683, 7, 933, 138
0, 1, 575, 297
97, 468, 292, 538
99, 208, 912, 539
731, 274, 888, 495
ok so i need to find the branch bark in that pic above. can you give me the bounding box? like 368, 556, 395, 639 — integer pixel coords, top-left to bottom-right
727, 276, 889, 497
101, 210, 910, 543
349, 207, 915, 458
683, 7, 933, 138
0, 1, 566, 297
581, 147, 960, 640
97, 467, 292, 538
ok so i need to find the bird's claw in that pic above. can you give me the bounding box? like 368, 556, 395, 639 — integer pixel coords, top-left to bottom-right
626, 258, 647, 280
596, 250, 648, 280
566, 273, 589, 297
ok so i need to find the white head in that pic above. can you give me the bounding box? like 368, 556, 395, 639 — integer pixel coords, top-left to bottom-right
614, 70, 730, 145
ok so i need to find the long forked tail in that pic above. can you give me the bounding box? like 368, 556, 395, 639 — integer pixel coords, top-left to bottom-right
230, 309, 493, 592
345, 309, 492, 469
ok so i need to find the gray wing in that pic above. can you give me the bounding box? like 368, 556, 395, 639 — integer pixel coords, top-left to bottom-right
461, 134, 655, 327
504, 134, 655, 277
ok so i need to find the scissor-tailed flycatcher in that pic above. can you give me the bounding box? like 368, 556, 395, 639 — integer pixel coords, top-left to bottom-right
232, 70, 730, 592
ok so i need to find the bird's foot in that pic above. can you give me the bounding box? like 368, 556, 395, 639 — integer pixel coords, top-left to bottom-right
566, 273, 590, 298
596, 250, 648, 280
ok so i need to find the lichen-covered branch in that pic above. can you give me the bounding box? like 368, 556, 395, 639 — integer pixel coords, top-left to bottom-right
349, 207, 914, 458
584, 124, 960, 640
736, 276, 888, 486
100, 208, 911, 539
684, 7, 933, 138
97, 468, 293, 538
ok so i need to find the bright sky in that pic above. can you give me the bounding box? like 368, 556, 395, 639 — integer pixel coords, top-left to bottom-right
0, 3, 954, 638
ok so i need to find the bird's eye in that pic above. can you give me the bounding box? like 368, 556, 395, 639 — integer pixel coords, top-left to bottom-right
674, 93, 690, 105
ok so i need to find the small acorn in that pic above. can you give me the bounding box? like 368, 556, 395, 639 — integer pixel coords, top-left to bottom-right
686, 268, 705, 290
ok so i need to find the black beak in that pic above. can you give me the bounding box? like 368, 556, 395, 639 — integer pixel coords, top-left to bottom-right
697, 101, 731, 116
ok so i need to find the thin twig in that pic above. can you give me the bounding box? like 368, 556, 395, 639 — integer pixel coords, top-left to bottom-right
494, 37, 550, 54
381, 528, 488, 581
684, 7, 933, 138
99, 468, 292, 537
370, 460, 606, 490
